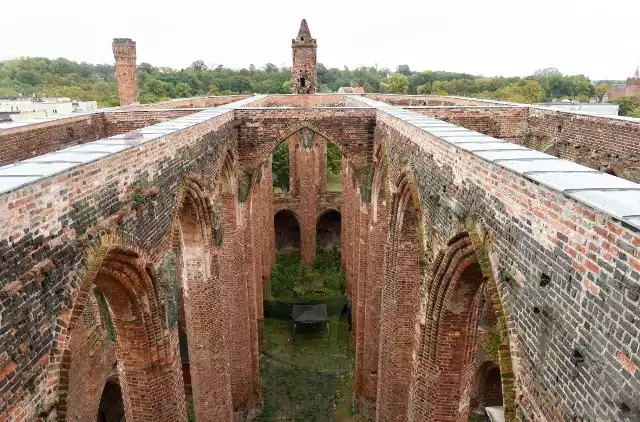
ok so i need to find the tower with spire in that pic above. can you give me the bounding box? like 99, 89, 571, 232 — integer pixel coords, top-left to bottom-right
291, 19, 317, 94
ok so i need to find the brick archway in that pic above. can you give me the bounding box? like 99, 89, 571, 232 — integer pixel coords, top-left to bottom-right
53, 235, 186, 421
376, 171, 422, 422
470, 361, 503, 411
96, 376, 125, 422
408, 233, 486, 422
316, 209, 341, 250
173, 175, 233, 421
274, 209, 301, 252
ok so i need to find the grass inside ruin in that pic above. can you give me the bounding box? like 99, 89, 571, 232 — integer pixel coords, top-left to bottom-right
259, 317, 365, 421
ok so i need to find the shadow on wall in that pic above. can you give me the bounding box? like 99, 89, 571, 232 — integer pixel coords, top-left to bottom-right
275, 210, 301, 252
317, 210, 341, 250
96, 378, 125, 422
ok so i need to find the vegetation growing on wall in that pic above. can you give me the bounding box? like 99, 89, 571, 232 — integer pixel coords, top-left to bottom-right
157, 251, 180, 328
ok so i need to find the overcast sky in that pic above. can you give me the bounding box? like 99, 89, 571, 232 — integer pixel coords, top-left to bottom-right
2, 0, 639, 80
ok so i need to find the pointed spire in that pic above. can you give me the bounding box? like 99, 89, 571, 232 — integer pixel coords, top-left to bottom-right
635, 62, 639, 78
297, 19, 312, 40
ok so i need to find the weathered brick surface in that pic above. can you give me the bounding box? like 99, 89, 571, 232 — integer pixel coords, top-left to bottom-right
407, 104, 640, 182
407, 106, 528, 141
365, 94, 501, 106
291, 19, 317, 94
369, 107, 640, 421
234, 107, 375, 172
0, 110, 196, 166
525, 108, 640, 181
112, 39, 139, 106
2, 92, 640, 422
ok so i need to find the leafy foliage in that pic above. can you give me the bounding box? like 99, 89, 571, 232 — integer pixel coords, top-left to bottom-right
611, 96, 640, 117
272, 141, 290, 192
381, 73, 409, 94
0, 56, 619, 107
270, 250, 345, 301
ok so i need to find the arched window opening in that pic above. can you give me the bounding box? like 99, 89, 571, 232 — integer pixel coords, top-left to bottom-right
272, 141, 290, 193
96, 379, 125, 422
326, 141, 342, 192
470, 363, 503, 414
300, 77, 306, 88
274, 210, 301, 252
316, 210, 341, 251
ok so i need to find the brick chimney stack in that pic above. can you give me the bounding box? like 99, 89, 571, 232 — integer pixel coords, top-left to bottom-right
112, 38, 139, 106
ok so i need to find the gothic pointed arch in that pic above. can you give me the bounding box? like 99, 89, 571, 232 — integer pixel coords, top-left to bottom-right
170, 174, 233, 420
53, 234, 186, 421
408, 225, 516, 421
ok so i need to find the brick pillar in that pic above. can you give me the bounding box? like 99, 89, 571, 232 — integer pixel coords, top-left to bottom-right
181, 250, 233, 421
112, 38, 139, 106
262, 158, 276, 286
376, 204, 420, 422
297, 130, 319, 265
243, 196, 262, 410
221, 195, 253, 412
354, 202, 370, 407
357, 195, 388, 418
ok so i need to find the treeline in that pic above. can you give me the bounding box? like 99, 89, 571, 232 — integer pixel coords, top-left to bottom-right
0, 57, 637, 116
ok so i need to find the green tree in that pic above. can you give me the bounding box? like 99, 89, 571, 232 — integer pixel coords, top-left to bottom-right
595, 83, 610, 102
326, 142, 341, 174
381, 73, 409, 94
272, 142, 290, 192
611, 96, 640, 117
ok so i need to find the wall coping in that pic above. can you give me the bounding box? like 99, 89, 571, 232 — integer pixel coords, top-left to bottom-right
351, 95, 640, 230
0, 95, 265, 196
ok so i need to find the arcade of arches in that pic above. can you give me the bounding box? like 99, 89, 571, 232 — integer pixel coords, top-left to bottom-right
52, 121, 510, 422
4, 20, 640, 422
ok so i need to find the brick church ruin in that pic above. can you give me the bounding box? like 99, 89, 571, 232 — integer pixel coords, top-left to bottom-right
1, 19, 640, 422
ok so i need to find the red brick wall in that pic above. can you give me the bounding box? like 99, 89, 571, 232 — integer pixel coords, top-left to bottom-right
0, 109, 197, 166
525, 108, 640, 181
102, 109, 198, 136
234, 107, 375, 172
408, 106, 528, 141
0, 114, 106, 165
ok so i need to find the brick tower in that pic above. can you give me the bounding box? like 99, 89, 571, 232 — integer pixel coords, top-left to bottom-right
112, 38, 139, 105
291, 19, 317, 94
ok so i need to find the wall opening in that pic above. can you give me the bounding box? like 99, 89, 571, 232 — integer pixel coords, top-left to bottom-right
316, 210, 341, 251
96, 379, 125, 422
300, 77, 306, 88
274, 210, 301, 252
326, 141, 342, 192
272, 141, 290, 193
470, 363, 503, 413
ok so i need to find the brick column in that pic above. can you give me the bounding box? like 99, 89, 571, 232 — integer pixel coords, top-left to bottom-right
357, 196, 388, 418
243, 197, 262, 410
182, 251, 233, 421
297, 130, 319, 265
221, 195, 253, 412
112, 38, 139, 106
376, 204, 420, 421
354, 202, 370, 408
